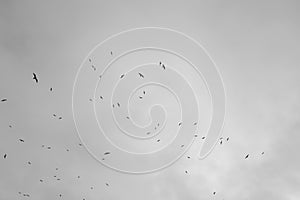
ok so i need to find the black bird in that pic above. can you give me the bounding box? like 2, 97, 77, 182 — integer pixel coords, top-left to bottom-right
157, 139, 160, 142
120, 74, 125, 78
162, 64, 166, 70
104, 152, 111, 155
185, 170, 188, 174
220, 140, 223, 145
89, 58, 92, 62
226, 137, 229, 141
4, 154, 7, 159
117, 102, 120, 107
50, 87, 53, 91
213, 192, 216, 195
110, 51, 113, 55
19, 139, 25, 142
1, 98, 7, 102
138, 72, 144, 78
105, 183, 109, 186
193, 122, 197, 125
194, 134, 198, 137
178, 122, 182, 126
159, 62, 161, 65
9, 125, 12, 128
58, 117, 62, 120
245, 154, 249, 159
91, 65, 96, 71
181, 144, 184, 148
139, 96, 143, 99
202, 136, 206, 139
100, 96, 103, 100
261, 152, 265, 155
53, 114, 57, 117
146, 132, 151, 135
187, 156, 191, 159
33, 73, 38, 83
143, 90, 145, 95
28, 161, 31, 165
126, 116, 130, 119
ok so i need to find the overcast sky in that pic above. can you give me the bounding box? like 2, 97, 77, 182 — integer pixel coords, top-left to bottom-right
1, 0, 300, 199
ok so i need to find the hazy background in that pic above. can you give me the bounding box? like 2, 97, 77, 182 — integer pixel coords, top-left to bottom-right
1, 0, 300, 199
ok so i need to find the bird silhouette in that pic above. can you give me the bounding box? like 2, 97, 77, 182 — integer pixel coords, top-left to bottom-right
50, 87, 53, 91
104, 152, 111, 155
138, 72, 144, 78
19, 139, 25, 142
4, 154, 7, 159
245, 154, 249, 159
1, 98, 7, 102
120, 74, 125, 78
32, 73, 38, 83
162, 64, 166, 70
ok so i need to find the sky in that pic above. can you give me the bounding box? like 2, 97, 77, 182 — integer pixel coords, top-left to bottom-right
0, 0, 300, 199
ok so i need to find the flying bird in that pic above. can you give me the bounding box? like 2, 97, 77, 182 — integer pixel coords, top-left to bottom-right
120, 74, 125, 78
178, 122, 182, 126
104, 152, 111, 155
202, 136, 206, 139
105, 183, 109, 186
1, 98, 7, 102
110, 51, 113, 55
4, 154, 7, 159
138, 72, 144, 78
32, 73, 38, 83
50, 87, 53, 91
162, 64, 166, 70
226, 137, 229, 141
245, 154, 249, 159
19, 139, 25, 142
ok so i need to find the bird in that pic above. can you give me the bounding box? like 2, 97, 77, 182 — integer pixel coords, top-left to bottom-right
213, 192, 216, 195
178, 122, 182, 126
139, 96, 143, 99
120, 74, 125, 78
202, 136, 206, 139
47, 146, 51, 149
4, 154, 7, 159
32, 73, 38, 83
126, 116, 130, 119
88, 58, 92, 62
39, 179, 44, 183
100, 96, 103, 100
187, 156, 191, 159
58, 117, 62, 120
110, 51, 113, 55
28, 161, 31, 165
1, 98, 7, 102
117, 102, 120, 107
194, 134, 198, 137
19, 139, 25, 142
143, 90, 145, 95
181, 144, 184, 148
193, 122, 197, 125
226, 137, 229, 141
261, 152, 265, 155
220, 140, 223, 145
50, 87, 53, 91
185, 170, 188, 174
162, 64, 166, 70
157, 139, 161, 142
105, 183, 109, 186
91, 65, 96, 71
159, 62, 161, 65
146, 132, 151, 135
104, 152, 111, 155
245, 154, 249, 159
138, 72, 144, 78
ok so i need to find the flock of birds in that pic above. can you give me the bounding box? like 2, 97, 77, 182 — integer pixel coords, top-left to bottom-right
0, 51, 266, 198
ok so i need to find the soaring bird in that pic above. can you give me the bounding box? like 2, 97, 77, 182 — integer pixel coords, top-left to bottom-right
3, 154, 7, 159
104, 152, 111, 155
33, 73, 38, 83
19, 139, 25, 142
245, 154, 249, 159
120, 74, 125, 78
1, 98, 7, 102
138, 72, 144, 78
